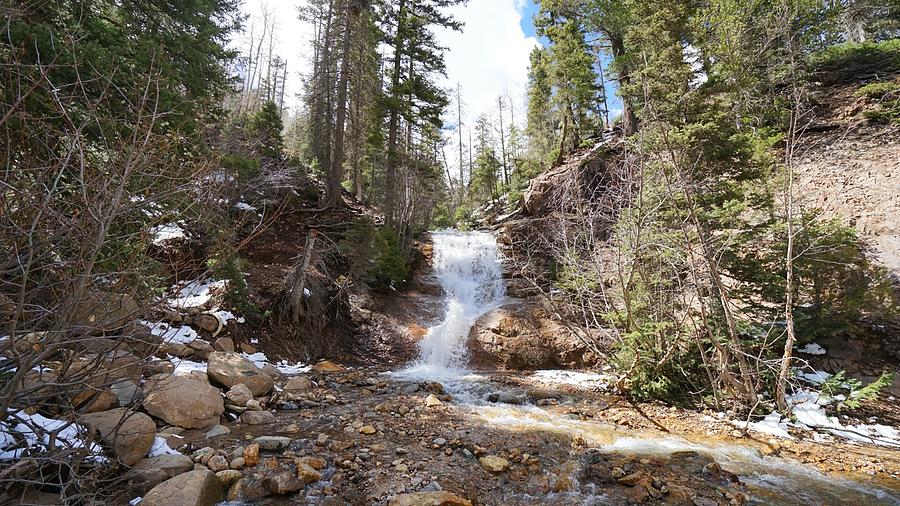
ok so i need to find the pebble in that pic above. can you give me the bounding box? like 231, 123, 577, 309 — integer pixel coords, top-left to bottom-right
359, 425, 377, 435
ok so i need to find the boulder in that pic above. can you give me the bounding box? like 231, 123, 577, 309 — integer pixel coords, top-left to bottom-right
311, 360, 344, 373
262, 470, 303, 495
70, 291, 140, 333
225, 384, 254, 407
213, 337, 235, 352
296, 462, 321, 484
254, 436, 292, 451
141, 470, 222, 506
283, 375, 314, 392
390, 492, 473, 506
74, 388, 118, 413
207, 352, 274, 396
187, 339, 215, 360
110, 379, 142, 407
216, 469, 243, 487
78, 408, 155, 466
468, 303, 598, 369
132, 454, 194, 489
143, 376, 224, 429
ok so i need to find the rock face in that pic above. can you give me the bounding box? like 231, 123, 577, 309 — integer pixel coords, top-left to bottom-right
207, 352, 274, 396
70, 291, 140, 332
143, 376, 224, 429
468, 303, 597, 369
390, 492, 473, 506
77, 408, 155, 465
141, 470, 222, 506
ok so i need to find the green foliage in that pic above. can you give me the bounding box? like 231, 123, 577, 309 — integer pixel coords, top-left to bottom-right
809, 40, 900, 84
220, 153, 262, 183
372, 228, 411, 290
856, 80, 900, 124
249, 101, 285, 158
821, 371, 897, 411
337, 219, 411, 291
208, 253, 257, 318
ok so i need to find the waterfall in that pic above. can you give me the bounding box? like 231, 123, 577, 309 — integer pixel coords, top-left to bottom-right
404, 230, 505, 378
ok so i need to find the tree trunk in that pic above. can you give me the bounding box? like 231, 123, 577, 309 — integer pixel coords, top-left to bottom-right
290, 230, 318, 325
609, 35, 637, 135
326, 1, 357, 208
384, 0, 407, 230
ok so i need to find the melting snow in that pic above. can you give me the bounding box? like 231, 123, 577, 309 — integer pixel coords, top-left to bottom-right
168, 279, 226, 309
733, 411, 793, 439
794, 368, 832, 385
235, 202, 257, 211
169, 356, 208, 376
147, 436, 181, 457
211, 309, 245, 324
141, 321, 198, 344
241, 352, 310, 375
787, 390, 900, 447
798, 342, 827, 355
0, 411, 105, 462
150, 224, 186, 245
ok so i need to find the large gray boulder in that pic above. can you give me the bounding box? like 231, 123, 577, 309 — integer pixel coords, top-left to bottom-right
141, 470, 222, 506
207, 352, 274, 396
143, 375, 224, 429
78, 408, 155, 466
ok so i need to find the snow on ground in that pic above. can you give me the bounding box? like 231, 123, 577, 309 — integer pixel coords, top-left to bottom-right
242, 351, 310, 375
168, 279, 226, 309
150, 223, 186, 245
794, 367, 832, 385
786, 390, 900, 447
148, 436, 181, 457
169, 356, 208, 376
141, 321, 198, 344
798, 342, 827, 355
733, 411, 793, 439
235, 202, 257, 211
211, 309, 245, 324
0, 411, 105, 462
529, 370, 614, 390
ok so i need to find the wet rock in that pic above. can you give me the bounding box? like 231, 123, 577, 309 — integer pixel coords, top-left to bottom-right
389, 492, 473, 506
479, 455, 510, 473
207, 351, 274, 396
207, 455, 228, 472
77, 408, 155, 465
205, 424, 230, 439
141, 470, 223, 506
241, 410, 275, 425
143, 375, 224, 429
216, 469, 243, 487
243, 444, 260, 466
213, 337, 235, 352
486, 391, 526, 405
296, 462, 322, 484
255, 436, 292, 451
132, 454, 194, 489
262, 470, 304, 495
400, 383, 421, 395
225, 384, 254, 407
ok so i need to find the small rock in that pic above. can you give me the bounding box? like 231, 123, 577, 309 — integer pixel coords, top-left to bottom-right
424, 395, 442, 407
316, 433, 329, 446
359, 425, 377, 435
230, 457, 245, 469
479, 455, 510, 473
213, 337, 235, 352
312, 360, 344, 373
241, 410, 275, 425
207, 455, 228, 472
225, 384, 254, 407
243, 444, 260, 466
141, 470, 222, 506
246, 399, 262, 411
254, 436, 292, 451
296, 462, 322, 484
262, 470, 304, 495
432, 438, 447, 447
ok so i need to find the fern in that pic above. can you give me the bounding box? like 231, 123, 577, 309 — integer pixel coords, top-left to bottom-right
821, 370, 895, 411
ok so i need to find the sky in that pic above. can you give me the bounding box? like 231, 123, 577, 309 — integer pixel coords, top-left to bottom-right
234, 0, 620, 180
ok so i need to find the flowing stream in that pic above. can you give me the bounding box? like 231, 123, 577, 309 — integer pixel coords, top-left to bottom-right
395, 230, 900, 505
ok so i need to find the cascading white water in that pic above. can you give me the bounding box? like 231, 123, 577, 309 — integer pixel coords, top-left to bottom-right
402, 230, 505, 378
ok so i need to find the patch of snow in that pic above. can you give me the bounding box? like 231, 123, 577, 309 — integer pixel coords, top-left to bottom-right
304, 288, 311, 297
250, 338, 259, 344
147, 436, 181, 457
787, 389, 900, 447
141, 321, 198, 344
733, 411, 793, 439
529, 370, 613, 390
129, 497, 142, 505
794, 367, 831, 385
168, 279, 226, 309
798, 342, 826, 355
0, 411, 105, 462
235, 202, 257, 211
151, 224, 186, 245
211, 309, 245, 324
169, 356, 208, 376
240, 351, 309, 375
